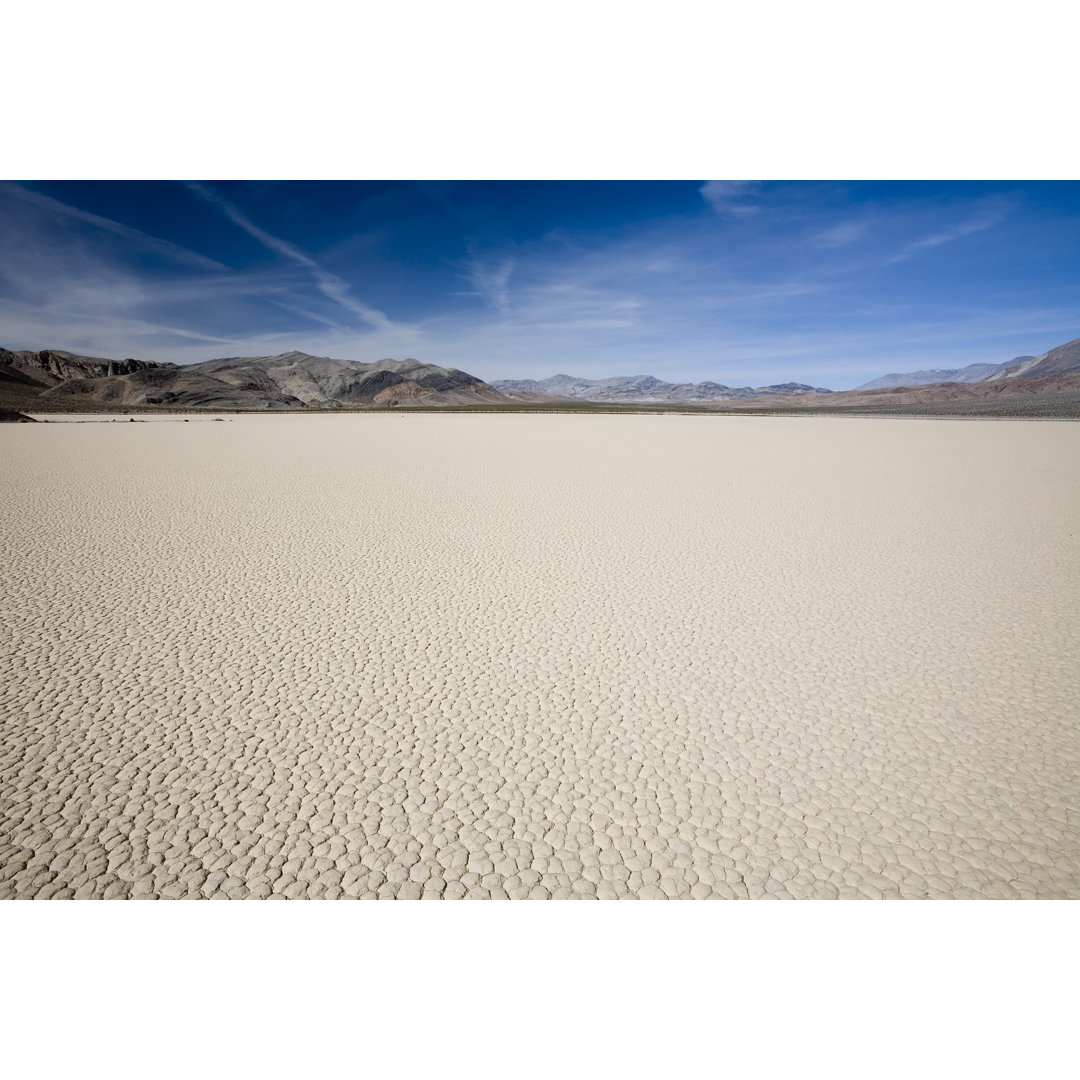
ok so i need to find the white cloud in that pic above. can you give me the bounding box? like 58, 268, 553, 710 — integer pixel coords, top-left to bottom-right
185, 182, 401, 332
0, 294, 238, 352
0, 183, 415, 364
0, 182, 227, 271
3, 183, 1066, 393
700, 180, 761, 215
814, 220, 869, 248
889, 201, 1010, 262
464, 254, 516, 315
264, 297, 348, 330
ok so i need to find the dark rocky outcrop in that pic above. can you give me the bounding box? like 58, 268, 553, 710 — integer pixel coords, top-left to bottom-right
0, 347, 164, 385
2, 347, 509, 410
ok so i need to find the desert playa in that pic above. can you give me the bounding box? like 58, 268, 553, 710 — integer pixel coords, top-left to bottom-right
1, 414, 1077, 899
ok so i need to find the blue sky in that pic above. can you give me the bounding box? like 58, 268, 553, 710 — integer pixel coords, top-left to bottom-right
1, 180, 1077, 389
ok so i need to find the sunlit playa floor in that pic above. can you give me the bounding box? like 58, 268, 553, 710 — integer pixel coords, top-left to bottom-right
2, 414, 1077, 898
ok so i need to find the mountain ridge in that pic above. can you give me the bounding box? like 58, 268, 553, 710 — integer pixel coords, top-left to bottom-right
492, 373, 833, 403
983, 336, 1080, 380
854, 359, 1027, 391
4, 334, 1080, 413
0, 347, 164, 385
0, 349, 507, 409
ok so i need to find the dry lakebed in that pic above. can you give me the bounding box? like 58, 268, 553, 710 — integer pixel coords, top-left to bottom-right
2, 413, 1077, 899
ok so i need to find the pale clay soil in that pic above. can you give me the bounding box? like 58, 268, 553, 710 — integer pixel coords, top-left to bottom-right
2, 415, 1077, 899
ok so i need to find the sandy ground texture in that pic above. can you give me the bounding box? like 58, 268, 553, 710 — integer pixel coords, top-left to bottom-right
2, 415, 1078, 899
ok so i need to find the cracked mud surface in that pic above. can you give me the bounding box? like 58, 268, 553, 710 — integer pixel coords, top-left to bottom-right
2, 415, 1078, 898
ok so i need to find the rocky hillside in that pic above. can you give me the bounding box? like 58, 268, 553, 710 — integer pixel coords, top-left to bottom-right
856, 336, 1080, 391
7, 334, 1078, 413
855, 358, 1026, 390
1, 348, 508, 410
492, 373, 833, 403
186, 352, 506, 407
0, 348, 164, 409
982, 336, 1080, 380
724, 368, 1080, 410
0, 347, 162, 385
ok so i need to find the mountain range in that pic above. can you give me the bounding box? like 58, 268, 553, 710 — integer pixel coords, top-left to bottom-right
3, 334, 1079, 414
491, 374, 832, 403
0, 349, 506, 410
493, 338, 1080, 405
982, 335, 1080, 380
853, 358, 1030, 390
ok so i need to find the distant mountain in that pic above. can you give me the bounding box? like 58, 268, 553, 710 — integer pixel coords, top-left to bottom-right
491, 374, 833, 403
981, 336, 1080, 380
756, 382, 834, 395
8, 334, 1079, 415
739, 369, 1080, 411
505, 337, 1080, 413
0, 349, 508, 409
854, 358, 1027, 391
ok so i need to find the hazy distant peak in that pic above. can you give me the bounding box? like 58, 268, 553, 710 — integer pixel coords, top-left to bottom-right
857, 339, 1080, 390
855, 358, 1028, 391
755, 382, 833, 394
982, 336, 1080, 380
490, 373, 834, 402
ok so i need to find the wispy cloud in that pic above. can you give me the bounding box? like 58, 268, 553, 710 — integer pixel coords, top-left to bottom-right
464, 252, 515, 315
264, 297, 347, 330
515, 282, 643, 331
889, 200, 1011, 262
700, 180, 761, 216
0, 294, 238, 350
0, 181, 402, 363
814, 220, 869, 248
185, 182, 399, 332
3, 181, 1071, 391
0, 182, 228, 271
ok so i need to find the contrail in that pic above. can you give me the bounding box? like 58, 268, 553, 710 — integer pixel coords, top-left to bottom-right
0, 181, 229, 272
186, 182, 396, 332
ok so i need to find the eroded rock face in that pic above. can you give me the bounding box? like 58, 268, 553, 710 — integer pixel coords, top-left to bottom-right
374, 380, 427, 404
0, 348, 164, 386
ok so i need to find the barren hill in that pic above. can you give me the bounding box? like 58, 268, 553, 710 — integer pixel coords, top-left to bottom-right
855, 336, 1080, 391
724, 369, 1080, 410
1, 348, 508, 410
0, 347, 161, 385
187, 352, 506, 407
855, 359, 1026, 390
982, 336, 1080, 380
